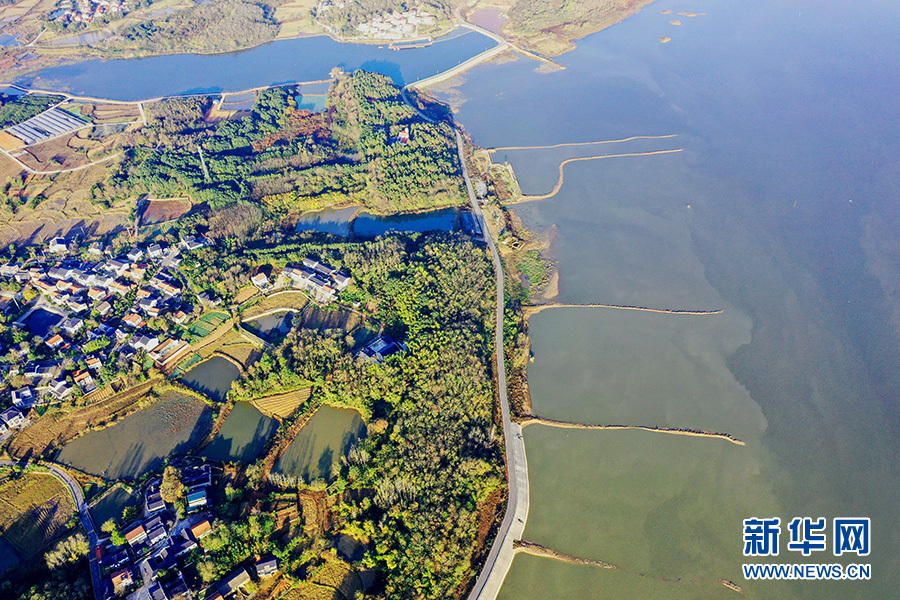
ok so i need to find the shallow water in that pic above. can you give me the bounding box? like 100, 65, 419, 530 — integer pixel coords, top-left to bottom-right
274, 405, 366, 482
179, 355, 242, 403
200, 401, 278, 463
434, 0, 900, 596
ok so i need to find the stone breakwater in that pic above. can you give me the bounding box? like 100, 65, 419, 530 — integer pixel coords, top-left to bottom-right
524, 303, 724, 318
519, 415, 746, 446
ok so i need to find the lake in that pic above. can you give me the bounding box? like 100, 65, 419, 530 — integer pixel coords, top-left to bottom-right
273, 405, 366, 482
13, 29, 496, 100
433, 0, 900, 597
55, 392, 213, 481
179, 355, 242, 403
295, 206, 458, 236
200, 401, 279, 463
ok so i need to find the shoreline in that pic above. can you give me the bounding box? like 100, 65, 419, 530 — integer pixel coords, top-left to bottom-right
524, 303, 724, 318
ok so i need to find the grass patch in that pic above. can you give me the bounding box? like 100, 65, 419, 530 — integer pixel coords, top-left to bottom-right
0, 471, 75, 559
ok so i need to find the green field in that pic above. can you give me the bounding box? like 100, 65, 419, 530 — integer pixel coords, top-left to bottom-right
188, 311, 230, 338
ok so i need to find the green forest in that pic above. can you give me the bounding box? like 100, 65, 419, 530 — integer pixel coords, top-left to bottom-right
91, 71, 465, 215
108, 0, 280, 53
0, 94, 63, 128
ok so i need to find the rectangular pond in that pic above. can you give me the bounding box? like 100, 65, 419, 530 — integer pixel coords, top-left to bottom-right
274, 405, 366, 482
178, 356, 242, 403
200, 401, 279, 464
55, 392, 213, 481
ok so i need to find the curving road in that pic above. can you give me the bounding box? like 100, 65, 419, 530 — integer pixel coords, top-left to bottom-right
0, 460, 103, 600
454, 128, 530, 600
402, 82, 530, 600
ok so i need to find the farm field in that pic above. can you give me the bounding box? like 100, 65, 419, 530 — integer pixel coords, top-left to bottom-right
296, 305, 361, 332
188, 311, 230, 338
241, 290, 309, 319
217, 343, 261, 369
5, 377, 160, 460
232, 285, 260, 305
251, 386, 312, 420
273, 0, 319, 38
0, 470, 75, 561
140, 197, 192, 225
55, 392, 213, 481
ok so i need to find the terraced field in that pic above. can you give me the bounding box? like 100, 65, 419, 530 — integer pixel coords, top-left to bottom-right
0, 471, 75, 560
241, 290, 309, 319
251, 386, 312, 420
296, 305, 361, 332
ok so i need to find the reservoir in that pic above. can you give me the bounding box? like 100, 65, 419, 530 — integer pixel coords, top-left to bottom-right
433, 0, 900, 597
295, 206, 458, 236
12, 30, 496, 100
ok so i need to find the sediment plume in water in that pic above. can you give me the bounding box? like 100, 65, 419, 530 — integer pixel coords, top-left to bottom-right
520, 415, 746, 446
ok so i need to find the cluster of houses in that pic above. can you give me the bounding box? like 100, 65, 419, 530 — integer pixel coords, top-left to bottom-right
52, 0, 129, 26
98, 464, 277, 599
0, 235, 210, 421
258, 256, 351, 304
352, 8, 437, 39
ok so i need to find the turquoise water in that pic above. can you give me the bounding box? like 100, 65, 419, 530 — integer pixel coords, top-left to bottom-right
14, 30, 496, 100
434, 0, 900, 597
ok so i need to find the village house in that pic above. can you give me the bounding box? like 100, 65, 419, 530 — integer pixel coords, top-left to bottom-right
250, 272, 269, 288
86, 356, 102, 372
122, 313, 145, 329
357, 335, 406, 363
186, 489, 207, 509
45, 334, 66, 351
172, 310, 190, 325
96, 301, 113, 317
123, 523, 147, 546
48, 379, 74, 400
132, 335, 160, 353
145, 487, 165, 514
109, 567, 133, 592
126, 248, 144, 262
172, 529, 197, 557
0, 407, 27, 429
88, 241, 104, 256
105, 259, 129, 277
147, 243, 165, 259
11, 387, 35, 409
60, 318, 84, 336
88, 287, 108, 302
217, 566, 251, 597
190, 519, 212, 540
48, 237, 67, 254
73, 370, 97, 394
256, 557, 278, 579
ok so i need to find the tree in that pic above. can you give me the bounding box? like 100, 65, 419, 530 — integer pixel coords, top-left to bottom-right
44, 533, 89, 569
160, 466, 185, 504
122, 505, 138, 522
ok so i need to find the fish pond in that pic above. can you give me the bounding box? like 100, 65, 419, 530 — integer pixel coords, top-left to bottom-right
274, 405, 366, 482
200, 401, 279, 464
89, 486, 138, 526
179, 355, 242, 403
55, 392, 213, 481
245, 311, 297, 340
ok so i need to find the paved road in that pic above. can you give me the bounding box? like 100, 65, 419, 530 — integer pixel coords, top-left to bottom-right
401, 83, 530, 600
454, 129, 530, 600
0, 460, 104, 600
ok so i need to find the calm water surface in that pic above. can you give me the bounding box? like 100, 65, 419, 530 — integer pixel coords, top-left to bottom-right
179, 355, 242, 403
13, 30, 495, 100
273, 405, 366, 482
435, 0, 900, 597
200, 401, 278, 463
